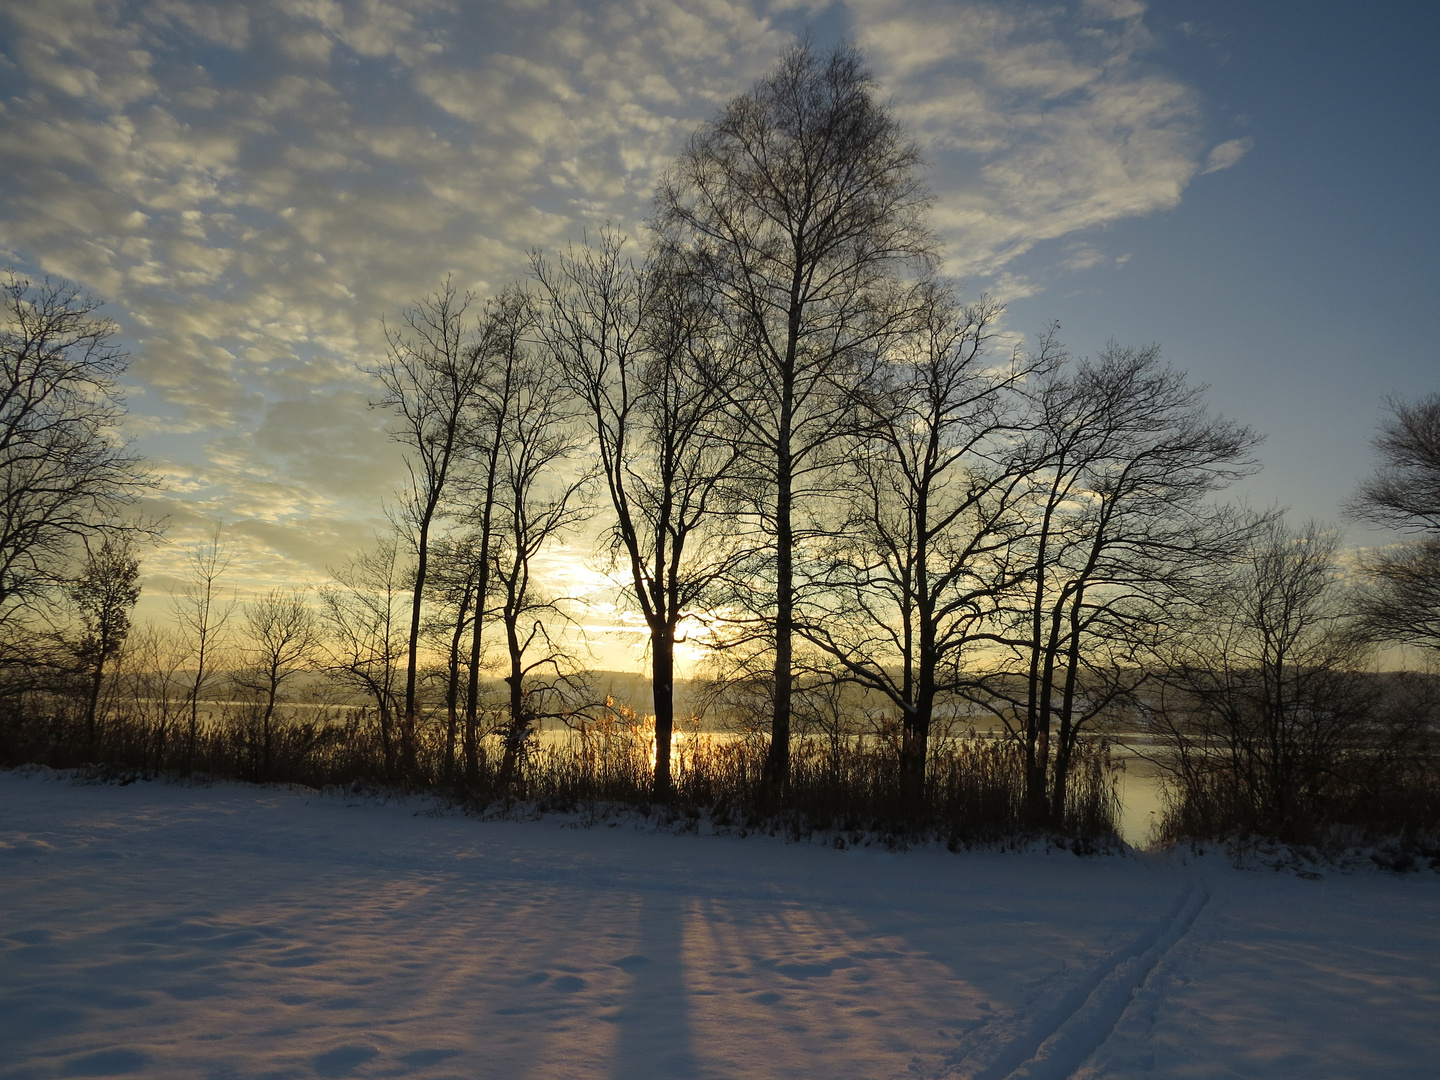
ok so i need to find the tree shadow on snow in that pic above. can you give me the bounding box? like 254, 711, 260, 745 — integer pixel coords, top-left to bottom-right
608, 891, 699, 1080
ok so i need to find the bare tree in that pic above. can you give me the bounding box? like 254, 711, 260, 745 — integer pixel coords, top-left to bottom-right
653, 42, 937, 791
1346, 393, 1440, 653
533, 234, 742, 798
423, 532, 485, 782
319, 535, 409, 779
0, 271, 154, 647
236, 588, 320, 779
67, 534, 141, 750
796, 290, 1043, 800
457, 288, 534, 785
114, 624, 189, 770
1147, 518, 1374, 840
409, 289, 541, 787
487, 338, 595, 792
369, 279, 489, 775
171, 523, 235, 773
992, 344, 1262, 826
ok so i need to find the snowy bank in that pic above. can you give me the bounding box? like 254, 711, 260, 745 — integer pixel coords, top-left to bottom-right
1, 770, 1437, 1079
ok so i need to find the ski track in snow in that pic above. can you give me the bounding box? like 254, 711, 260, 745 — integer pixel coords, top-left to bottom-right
2, 771, 1438, 1080
960, 885, 1208, 1080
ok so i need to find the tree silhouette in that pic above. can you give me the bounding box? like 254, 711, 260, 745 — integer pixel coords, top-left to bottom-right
171, 523, 235, 774
369, 280, 489, 776
0, 271, 153, 661
319, 535, 409, 778
67, 535, 141, 750
1149, 518, 1372, 839
1347, 393, 1440, 654
992, 344, 1261, 825
796, 289, 1042, 801
486, 321, 594, 792
236, 588, 320, 779
535, 234, 742, 798
654, 42, 936, 791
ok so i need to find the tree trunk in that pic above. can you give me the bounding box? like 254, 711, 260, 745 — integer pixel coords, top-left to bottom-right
261, 681, 277, 780
1048, 599, 1087, 829
443, 583, 472, 784
901, 663, 935, 806
464, 592, 486, 788
766, 447, 794, 796
84, 656, 104, 754
401, 515, 431, 777
1028, 594, 1069, 825
377, 701, 396, 779
651, 633, 675, 801
497, 624, 527, 794
1023, 581, 1047, 819
464, 445, 502, 789
185, 659, 204, 775
899, 708, 928, 807
901, 606, 937, 805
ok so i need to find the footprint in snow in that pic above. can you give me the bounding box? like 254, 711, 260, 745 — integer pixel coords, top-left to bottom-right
312, 1044, 379, 1077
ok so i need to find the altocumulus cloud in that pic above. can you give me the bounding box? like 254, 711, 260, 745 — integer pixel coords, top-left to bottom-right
0, 0, 1235, 600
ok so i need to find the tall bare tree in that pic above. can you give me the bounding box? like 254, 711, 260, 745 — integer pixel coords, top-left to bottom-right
412, 289, 541, 787
992, 344, 1261, 826
797, 291, 1045, 799
534, 234, 742, 798
457, 289, 534, 785
487, 334, 594, 792
369, 279, 489, 774
1346, 393, 1440, 654
0, 271, 154, 652
653, 42, 936, 790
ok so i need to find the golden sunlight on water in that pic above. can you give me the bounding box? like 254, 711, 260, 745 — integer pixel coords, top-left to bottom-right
1114, 752, 1167, 847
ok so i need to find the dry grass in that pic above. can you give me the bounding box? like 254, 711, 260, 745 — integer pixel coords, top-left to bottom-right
0, 691, 1122, 846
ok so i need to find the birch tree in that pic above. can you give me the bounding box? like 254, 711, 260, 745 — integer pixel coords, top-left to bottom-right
534, 235, 741, 798
797, 292, 1045, 800
369, 280, 488, 775
653, 42, 936, 791
994, 345, 1261, 826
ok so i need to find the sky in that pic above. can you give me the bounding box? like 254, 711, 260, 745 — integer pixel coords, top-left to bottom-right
0, 0, 1435, 667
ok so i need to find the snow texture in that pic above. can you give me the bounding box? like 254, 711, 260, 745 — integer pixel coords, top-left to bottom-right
1, 769, 1437, 1079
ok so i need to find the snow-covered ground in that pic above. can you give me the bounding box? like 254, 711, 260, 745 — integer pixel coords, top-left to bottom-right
2, 771, 1437, 1079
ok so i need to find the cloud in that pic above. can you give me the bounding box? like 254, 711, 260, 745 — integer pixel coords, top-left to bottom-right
851, 0, 1204, 275
1202, 136, 1253, 174
0, 0, 1222, 604
1059, 242, 1105, 272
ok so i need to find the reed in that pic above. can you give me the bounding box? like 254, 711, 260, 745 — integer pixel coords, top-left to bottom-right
0, 690, 1122, 845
